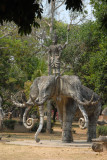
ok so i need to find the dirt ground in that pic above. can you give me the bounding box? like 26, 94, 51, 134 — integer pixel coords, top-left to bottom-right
0, 122, 107, 160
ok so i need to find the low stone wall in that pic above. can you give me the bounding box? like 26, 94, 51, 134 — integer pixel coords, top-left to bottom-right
98, 115, 107, 122
2, 122, 30, 133
13, 123, 30, 133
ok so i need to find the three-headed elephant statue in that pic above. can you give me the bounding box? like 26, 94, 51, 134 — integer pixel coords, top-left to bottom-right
12, 75, 101, 143
0, 96, 4, 130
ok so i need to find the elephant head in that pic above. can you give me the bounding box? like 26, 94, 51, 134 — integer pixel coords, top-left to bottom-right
33, 75, 57, 105
12, 76, 57, 142
11, 77, 44, 142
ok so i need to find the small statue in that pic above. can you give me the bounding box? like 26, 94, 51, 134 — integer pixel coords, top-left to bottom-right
48, 33, 67, 76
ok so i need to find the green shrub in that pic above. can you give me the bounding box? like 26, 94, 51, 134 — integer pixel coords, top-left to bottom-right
97, 126, 107, 136
3, 119, 17, 130
102, 104, 107, 110
18, 121, 23, 125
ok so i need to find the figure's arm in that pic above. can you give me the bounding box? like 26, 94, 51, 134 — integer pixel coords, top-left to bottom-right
48, 48, 52, 75
62, 41, 68, 49
42, 44, 48, 50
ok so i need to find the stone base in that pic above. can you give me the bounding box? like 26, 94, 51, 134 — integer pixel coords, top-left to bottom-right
5, 140, 92, 148
92, 136, 107, 152
103, 142, 107, 152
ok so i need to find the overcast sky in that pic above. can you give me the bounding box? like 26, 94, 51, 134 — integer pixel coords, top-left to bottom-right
42, 0, 95, 24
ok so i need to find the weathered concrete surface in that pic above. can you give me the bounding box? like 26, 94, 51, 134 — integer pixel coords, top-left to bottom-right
5, 140, 92, 148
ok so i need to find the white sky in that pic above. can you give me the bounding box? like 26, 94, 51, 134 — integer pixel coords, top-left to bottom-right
42, 0, 95, 24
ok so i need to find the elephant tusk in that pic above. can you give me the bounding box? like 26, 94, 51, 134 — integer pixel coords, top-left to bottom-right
11, 95, 26, 108
73, 93, 100, 106
35, 105, 44, 142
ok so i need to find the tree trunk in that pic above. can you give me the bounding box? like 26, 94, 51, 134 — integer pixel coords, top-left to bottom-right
46, 1, 55, 133
50, 0, 55, 36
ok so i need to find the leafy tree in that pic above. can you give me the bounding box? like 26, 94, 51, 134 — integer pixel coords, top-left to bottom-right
61, 20, 107, 104
0, 0, 43, 35
0, 0, 84, 34
90, 0, 107, 31
0, 22, 48, 114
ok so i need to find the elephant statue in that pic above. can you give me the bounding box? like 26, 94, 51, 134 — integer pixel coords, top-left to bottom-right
102, 107, 107, 116
12, 75, 101, 143
0, 96, 4, 130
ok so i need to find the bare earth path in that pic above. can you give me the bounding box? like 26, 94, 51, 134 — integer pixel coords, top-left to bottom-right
0, 122, 107, 160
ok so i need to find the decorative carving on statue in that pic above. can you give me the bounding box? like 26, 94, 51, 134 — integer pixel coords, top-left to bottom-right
12, 75, 101, 143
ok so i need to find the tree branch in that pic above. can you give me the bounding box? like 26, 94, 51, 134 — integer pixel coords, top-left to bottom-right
0, 47, 8, 49
54, 0, 66, 11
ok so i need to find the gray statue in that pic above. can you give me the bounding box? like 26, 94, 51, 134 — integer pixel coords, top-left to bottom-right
0, 96, 4, 130
12, 75, 101, 143
48, 37, 67, 76
42, 32, 68, 76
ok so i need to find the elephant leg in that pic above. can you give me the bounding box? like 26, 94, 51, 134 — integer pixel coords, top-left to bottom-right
46, 100, 52, 133
87, 115, 99, 142
87, 106, 101, 142
56, 104, 63, 127
62, 99, 76, 143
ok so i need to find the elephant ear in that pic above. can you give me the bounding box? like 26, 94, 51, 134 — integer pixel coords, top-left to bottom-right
29, 77, 40, 99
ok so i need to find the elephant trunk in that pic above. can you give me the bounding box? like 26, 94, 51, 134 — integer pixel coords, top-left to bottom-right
78, 104, 88, 129
11, 95, 26, 108
35, 97, 48, 106
23, 106, 35, 129
35, 105, 44, 142
11, 95, 34, 108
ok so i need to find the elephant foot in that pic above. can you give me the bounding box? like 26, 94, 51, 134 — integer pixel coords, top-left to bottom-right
35, 137, 40, 143
87, 139, 92, 142
62, 130, 73, 143
62, 139, 73, 143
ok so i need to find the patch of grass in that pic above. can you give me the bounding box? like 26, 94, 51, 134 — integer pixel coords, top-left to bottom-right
97, 126, 107, 136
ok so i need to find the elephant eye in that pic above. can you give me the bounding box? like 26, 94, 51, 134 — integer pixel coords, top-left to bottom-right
46, 85, 50, 91
46, 86, 49, 90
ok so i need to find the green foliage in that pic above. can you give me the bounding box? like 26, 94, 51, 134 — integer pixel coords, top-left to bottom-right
90, 0, 107, 31
0, 22, 48, 114
31, 59, 48, 81
102, 104, 107, 110
3, 119, 17, 130
97, 126, 107, 136
48, 0, 83, 11
0, 0, 43, 35
0, 0, 85, 35
54, 21, 68, 44
0, 50, 11, 88
61, 20, 107, 104
24, 81, 32, 99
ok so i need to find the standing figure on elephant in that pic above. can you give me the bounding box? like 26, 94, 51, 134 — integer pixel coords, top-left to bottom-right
48, 33, 67, 76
